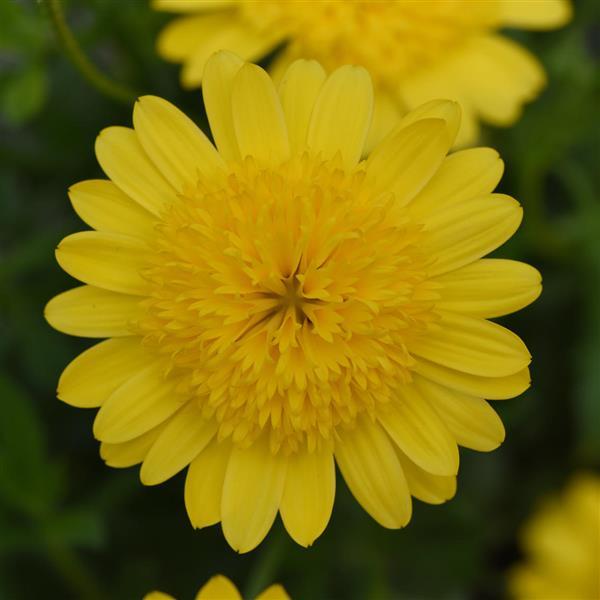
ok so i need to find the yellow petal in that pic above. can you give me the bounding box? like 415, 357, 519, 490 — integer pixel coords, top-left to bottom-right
93, 364, 185, 444
141, 402, 217, 485
181, 21, 282, 89
396, 449, 456, 505
408, 147, 504, 220
68, 180, 155, 239
185, 438, 231, 529
414, 358, 531, 401
203, 51, 244, 162
278, 59, 326, 154
379, 385, 459, 476
279, 448, 335, 547
363, 90, 403, 155
455, 35, 546, 126
195, 575, 241, 600
221, 434, 287, 553
157, 13, 233, 61
255, 584, 291, 600
45, 286, 142, 338
153, 0, 235, 12
391, 99, 461, 148
133, 95, 224, 190
496, 0, 572, 30
417, 377, 505, 452
143, 592, 175, 600
436, 259, 542, 318
57, 337, 149, 408
421, 193, 522, 277
366, 118, 450, 206
307, 65, 373, 169
411, 311, 531, 378
335, 418, 412, 529
55, 231, 150, 295
232, 63, 290, 167
95, 126, 177, 215
100, 423, 166, 468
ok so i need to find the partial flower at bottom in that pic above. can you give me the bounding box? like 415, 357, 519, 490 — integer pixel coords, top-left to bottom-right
46, 51, 541, 553
145, 574, 289, 600
509, 473, 600, 600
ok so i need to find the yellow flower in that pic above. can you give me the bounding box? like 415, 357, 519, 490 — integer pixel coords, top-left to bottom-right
509, 473, 600, 600
46, 52, 541, 553
154, 0, 571, 146
145, 574, 289, 600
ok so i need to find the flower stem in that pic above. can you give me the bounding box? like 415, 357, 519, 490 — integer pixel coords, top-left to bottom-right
44, 0, 137, 105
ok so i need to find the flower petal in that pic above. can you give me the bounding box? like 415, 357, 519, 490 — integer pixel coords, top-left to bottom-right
414, 358, 531, 401
421, 193, 522, 277
278, 59, 326, 154
68, 180, 156, 239
45, 286, 142, 338
185, 438, 231, 529
307, 65, 373, 169
335, 417, 412, 528
396, 449, 456, 505
133, 95, 225, 190
195, 576, 241, 600
418, 377, 505, 452
408, 147, 504, 220
93, 364, 185, 444
55, 231, 150, 295
379, 385, 459, 476
95, 126, 177, 215
203, 50, 244, 162
232, 63, 290, 167
496, 0, 572, 29
366, 118, 451, 206
153, 0, 235, 12
436, 259, 542, 318
57, 338, 149, 408
411, 311, 531, 378
279, 447, 335, 547
100, 423, 166, 468
255, 585, 291, 600
141, 402, 217, 485
221, 434, 287, 553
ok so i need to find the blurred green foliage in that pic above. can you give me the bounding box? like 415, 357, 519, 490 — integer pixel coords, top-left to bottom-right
1, 0, 599, 598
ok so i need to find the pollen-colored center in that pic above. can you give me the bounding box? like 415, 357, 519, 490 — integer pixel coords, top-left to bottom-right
241, 0, 497, 87
139, 154, 439, 453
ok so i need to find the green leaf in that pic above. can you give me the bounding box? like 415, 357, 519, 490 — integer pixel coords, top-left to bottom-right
0, 63, 47, 125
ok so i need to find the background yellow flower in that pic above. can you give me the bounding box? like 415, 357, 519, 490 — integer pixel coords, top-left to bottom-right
45, 52, 540, 553
509, 473, 600, 600
154, 0, 571, 146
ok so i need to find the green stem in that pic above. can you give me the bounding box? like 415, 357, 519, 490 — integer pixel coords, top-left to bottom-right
243, 528, 287, 599
44, 0, 137, 105
42, 537, 106, 600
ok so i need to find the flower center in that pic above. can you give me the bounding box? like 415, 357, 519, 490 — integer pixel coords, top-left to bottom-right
138, 154, 439, 453
241, 0, 498, 86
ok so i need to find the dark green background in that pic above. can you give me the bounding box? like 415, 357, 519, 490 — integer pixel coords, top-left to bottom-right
1, 1, 599, 598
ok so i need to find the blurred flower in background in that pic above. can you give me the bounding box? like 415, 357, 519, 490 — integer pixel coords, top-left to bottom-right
145, 573, 289, 600
153, 0, 571, 146
45, 50, 540, 555
508, 473, 600, 599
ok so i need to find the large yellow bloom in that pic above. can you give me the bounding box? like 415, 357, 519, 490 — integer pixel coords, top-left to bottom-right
154, 0, 571, 146
46, 52, 540, 553
145, 574, 289, 600
509, 473, 600, 600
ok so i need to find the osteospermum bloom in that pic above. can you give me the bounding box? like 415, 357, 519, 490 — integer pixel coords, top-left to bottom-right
154, 0, 571, 146
509, 473, 600, 599
145, 574, 289, 600
46, 52, 541, 553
